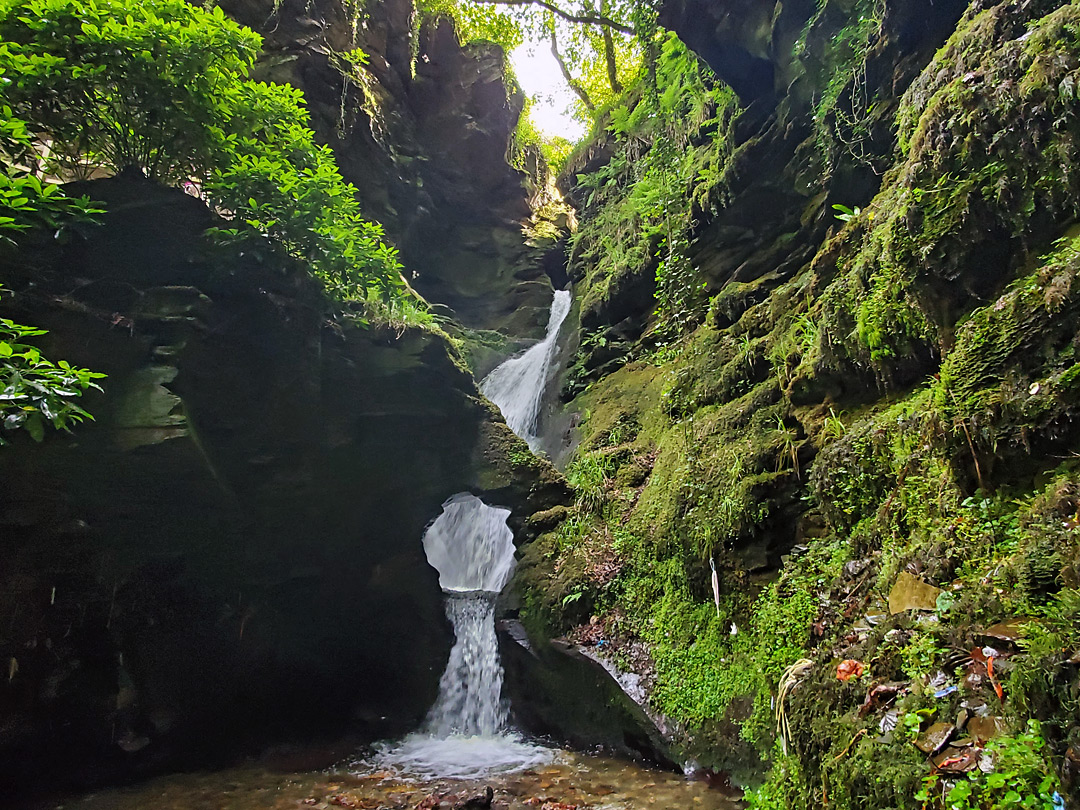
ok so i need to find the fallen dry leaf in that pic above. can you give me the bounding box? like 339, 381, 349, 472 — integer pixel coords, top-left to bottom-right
859, 681, 902, 716
888, 572, 942, 614
837, 659, 865, 681
932, 746, 980, 774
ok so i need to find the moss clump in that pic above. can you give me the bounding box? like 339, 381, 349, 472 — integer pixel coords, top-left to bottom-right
633, 383, 791, 557
933, 231, 1080, 464
444, 325, 514, 376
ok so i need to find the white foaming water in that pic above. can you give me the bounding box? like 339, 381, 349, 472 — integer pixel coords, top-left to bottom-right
481, 289, 571, 450
375, 542, 554, 778
375, 292, 572, 780
421, 494, 515, 594
373, 732, 554, 780
374, 596, 551, 779
425, 593, 506, 736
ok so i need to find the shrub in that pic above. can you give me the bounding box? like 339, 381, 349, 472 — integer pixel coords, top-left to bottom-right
0, 0, 411, 306
0, 294, 105, 442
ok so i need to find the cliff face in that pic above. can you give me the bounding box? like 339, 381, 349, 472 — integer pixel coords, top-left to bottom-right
0, 173, 567, 793
522, 0, 1080, 802
0, 0, 575, 790
216, 0, 557, 339
5, 0, 1079, 802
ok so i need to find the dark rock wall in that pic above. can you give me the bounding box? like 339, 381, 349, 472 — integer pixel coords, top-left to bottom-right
217, 0, 557, 338
657, 0, 971, 337
0, 177, 566, 795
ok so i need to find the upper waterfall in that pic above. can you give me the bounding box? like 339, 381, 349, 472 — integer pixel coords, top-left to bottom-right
480, 289, 571, 450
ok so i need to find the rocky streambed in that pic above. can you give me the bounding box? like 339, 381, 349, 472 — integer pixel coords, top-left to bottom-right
36, 745, 743, 810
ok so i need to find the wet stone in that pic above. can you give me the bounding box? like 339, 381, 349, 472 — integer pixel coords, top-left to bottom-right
931, 746, 980, 774
915, 722, 955, 754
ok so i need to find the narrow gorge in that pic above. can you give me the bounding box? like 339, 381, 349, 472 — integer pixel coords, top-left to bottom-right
0, 1, 1078, 809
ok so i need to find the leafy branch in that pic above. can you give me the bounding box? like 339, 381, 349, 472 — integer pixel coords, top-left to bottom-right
467, 0, 633, 34
0, 0, 414, 310
0, 303, 106, 443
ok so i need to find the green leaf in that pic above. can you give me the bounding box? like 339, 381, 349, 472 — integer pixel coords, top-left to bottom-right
24, 412, 44, 442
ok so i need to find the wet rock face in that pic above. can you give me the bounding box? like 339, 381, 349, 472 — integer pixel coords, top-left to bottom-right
498, 628, 679, 769
0, 177, 564, 794
403, 19, 554, 339
563, 0, 970, 399
658, 0, 783, 105
215, 0, 555, 340
659, 0, 969, 112
652, 0, 969, 393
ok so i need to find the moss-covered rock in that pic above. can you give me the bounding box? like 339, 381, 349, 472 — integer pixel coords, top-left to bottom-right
521, 0, 1080, 802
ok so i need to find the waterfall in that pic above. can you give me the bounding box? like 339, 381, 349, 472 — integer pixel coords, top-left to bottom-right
481, 289, 571, 450
374, 290, 570, 779
421, 494, 515, 595
419, 493, 515, 738
424, 593, 505, 738
376, 492, 549, 778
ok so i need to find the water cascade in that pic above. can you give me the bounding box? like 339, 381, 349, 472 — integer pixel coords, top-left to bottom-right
422, 494, 515, 739
480, 289, 572, 451
375, 290, 571, 779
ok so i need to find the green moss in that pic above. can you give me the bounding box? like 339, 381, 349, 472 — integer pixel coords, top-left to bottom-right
516, 3, 1080, 802
799, 0, 1080, 381
934, 231, 1080, 451
445, 325, 513, 375
566, 34, 740, 332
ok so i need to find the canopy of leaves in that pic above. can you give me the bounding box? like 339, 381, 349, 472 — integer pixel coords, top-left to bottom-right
0, 99, 106, 444
418, 0, 526, 52
0, 105, 102, 236
419, 0, 642, 125
0, 0, 259, 183
0, 0, 412, 308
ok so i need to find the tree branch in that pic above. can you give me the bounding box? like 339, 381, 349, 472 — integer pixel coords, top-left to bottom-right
594, 0, 623, 94
601, 24, 622, 94
549, 28, 594, 110
468, 0, 633, 35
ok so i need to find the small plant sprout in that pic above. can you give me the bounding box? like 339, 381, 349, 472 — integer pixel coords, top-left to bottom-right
832, 203, 861, 223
